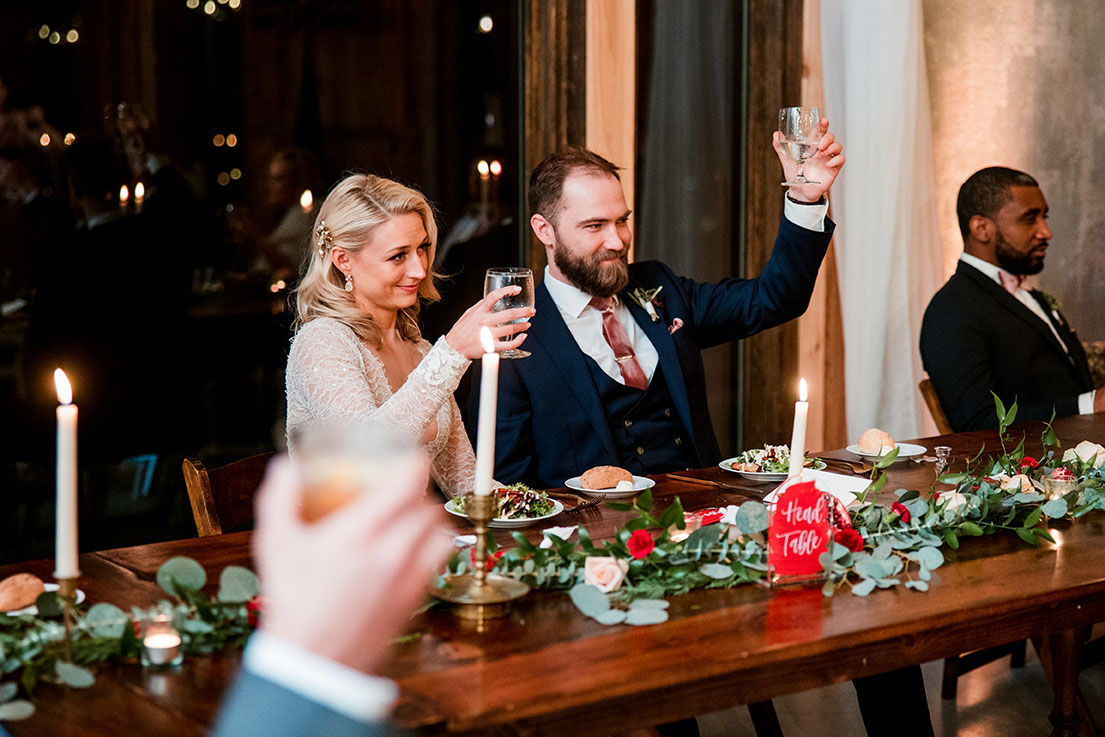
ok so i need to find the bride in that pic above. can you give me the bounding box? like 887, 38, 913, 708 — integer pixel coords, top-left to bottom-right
285, 173, 532, 497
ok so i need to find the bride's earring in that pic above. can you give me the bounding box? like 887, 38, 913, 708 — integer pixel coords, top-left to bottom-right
344, 272, 353, 292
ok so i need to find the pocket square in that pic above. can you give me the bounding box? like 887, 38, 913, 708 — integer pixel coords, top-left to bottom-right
668, 318, 683, 335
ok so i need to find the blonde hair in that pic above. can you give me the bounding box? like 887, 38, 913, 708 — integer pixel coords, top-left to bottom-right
293, 174, 441, 347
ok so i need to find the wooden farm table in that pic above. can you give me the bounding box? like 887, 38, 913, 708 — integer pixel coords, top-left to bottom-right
4, 413, 1105, 737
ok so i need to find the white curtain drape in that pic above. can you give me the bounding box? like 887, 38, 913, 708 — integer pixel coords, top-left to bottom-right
820, 0, 944, 441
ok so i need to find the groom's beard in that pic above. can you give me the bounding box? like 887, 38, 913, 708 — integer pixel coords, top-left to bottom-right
552, 238, 630, 298
994, 228, 1046, 276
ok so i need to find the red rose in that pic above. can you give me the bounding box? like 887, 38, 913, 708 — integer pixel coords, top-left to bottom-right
131, 618, 141, 637
627, 529, 655, 559
1019, 456, 1039, 471
834, 527, 865, 552
890, 501, 911, 524
246, 595, 266, 629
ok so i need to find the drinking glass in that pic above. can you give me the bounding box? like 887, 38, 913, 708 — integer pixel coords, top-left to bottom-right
934, 446, 952, 478
293, 421, 424, 522
778, 106, 821, 186
484, 267, 534, 359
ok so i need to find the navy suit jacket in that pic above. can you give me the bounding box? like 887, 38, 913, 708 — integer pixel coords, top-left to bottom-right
919, 261, 1093, 432
211, 670, 396, 737
471, 215, 834, 489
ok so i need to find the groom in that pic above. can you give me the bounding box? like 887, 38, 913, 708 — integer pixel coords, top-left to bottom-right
471, 128, 842, 489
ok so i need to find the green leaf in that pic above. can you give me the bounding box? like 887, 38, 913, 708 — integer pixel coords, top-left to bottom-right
915, 547, 944, 570
636, 487, 653, 512
958, 521, 985, 536
1015, 528, 1039, 546
605, 501, 634, 512
904, 580, 929, 592
577, 526, 596, 552
629, 598, 670, 610
683, 525, 722, 557
34, 592, 63, 618
658, 501, 684, 530
735, 502, 769, 534
919, 565, 931, 581
625, 607, 669, 626
1032, 528, 1056, 543
156, 557, 206, 597
869, 474, 888, 494
510, 531, 538, 556
992, 391, 1007, 425
85, 603, 128, 638
875, 447, 900, 469
942, 528, 959, 549
1024, 506, 1044, 529
217, 566, 260, 603
1004, 402, 1018, 427
55, 661, 95, 689
0, 683, 16, 703
594, 610, 627, 625
0, 700, 35, 720
568, 584, 610, 618
897, 489, 920, 502
851, 578, 877, 597
821, 579, 836, 597
698, 563, 734, 580
1041, 498, 1068, 519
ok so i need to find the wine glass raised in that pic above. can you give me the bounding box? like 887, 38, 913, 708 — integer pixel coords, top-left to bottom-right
484, 267, 534, 359
778, 106, 822, 186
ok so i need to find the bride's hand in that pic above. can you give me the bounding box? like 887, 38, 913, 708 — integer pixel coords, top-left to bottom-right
444, 285, 535, 359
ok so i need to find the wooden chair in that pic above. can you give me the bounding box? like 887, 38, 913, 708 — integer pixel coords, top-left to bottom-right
918, 377, 953, 435
182, 452, 276, 536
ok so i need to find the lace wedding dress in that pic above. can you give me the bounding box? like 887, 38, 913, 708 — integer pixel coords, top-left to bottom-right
285, 317, 480, 498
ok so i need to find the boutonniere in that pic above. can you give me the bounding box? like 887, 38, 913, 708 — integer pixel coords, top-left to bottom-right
628, 286, 663, 321
1038, 291, 1065, 326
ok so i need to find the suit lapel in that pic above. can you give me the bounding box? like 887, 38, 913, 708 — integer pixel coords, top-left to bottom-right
1030, 290, 1094, 387
530, 282, 619, 459
958, 263, 1071, 358
621, 288, 700, 453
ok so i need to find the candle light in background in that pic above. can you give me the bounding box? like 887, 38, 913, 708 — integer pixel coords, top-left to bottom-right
119, 184, 130, 211
300, 189, 313, 214
787, 378, 809, 479
53, 369, 79, 580
133, 181, 145, 212
474, 326, 499, 496
489, 159, 502, 177
477, 159, 490, 213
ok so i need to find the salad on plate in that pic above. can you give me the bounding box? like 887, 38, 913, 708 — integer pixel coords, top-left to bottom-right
726, 444, 823, 474
451, 483, 556, 520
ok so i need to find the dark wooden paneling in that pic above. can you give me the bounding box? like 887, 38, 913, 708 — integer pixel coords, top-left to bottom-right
522, 0, 586, 271
741, 0, 804, 448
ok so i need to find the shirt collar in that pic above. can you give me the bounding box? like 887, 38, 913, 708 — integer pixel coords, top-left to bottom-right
959, 252, 1021, 288
542, 265, 613, 319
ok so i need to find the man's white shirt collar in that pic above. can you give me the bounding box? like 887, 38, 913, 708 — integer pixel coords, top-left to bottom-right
543, 266, 608, 318
959, 252, 1019, 289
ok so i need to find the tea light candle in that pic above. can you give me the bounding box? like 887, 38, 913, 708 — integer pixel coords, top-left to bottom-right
787, 378, 809, 479
142, 616, 183, 667
474, 326, 498, 496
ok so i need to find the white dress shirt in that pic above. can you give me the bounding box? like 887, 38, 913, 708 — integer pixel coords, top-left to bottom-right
959, 253, 1095, 414
244, 630, 398, 723
543, 197, 828, 386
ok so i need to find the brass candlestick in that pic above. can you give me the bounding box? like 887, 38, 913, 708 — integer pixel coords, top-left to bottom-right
56, 576, 79, 661
431, 491, 529, 622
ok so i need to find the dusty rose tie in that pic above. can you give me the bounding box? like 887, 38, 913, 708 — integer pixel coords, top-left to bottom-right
998, 271, 1025, 296
590, 297, 649, 390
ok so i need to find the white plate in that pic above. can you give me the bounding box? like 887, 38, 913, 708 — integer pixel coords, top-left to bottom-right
564, 475, 656, 497
5, 583, 86, 616
719, 458, 826, 481
445, 498, 564, 529
845, 442, 927, 460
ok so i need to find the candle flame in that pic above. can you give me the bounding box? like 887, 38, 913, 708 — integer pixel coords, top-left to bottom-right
489, 160, 502, 176
480, 325, 495, 354
54, 368, 73, 405
300, 189, 313, 211
798, 378, 808, 402
119, 184, 130, 204
477, 160, 490, 177
134, 181, 145, 202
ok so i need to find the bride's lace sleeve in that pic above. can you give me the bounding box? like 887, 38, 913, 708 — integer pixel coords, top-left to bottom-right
286, 319, 469, 449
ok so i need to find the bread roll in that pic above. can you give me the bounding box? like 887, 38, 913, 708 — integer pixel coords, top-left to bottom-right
580, 465, 634, 490
857, 427, 895, 455
0, 573, 46, 612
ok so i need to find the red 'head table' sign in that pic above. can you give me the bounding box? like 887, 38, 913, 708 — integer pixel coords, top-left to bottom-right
769, 479, 829, 577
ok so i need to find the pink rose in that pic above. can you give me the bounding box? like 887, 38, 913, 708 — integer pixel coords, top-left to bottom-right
583, 557, 629, 593
1000, 474, 1034, 493
942, 491, 967, 511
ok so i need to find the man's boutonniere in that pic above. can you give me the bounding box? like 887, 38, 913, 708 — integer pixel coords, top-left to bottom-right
628, 286, 663, 321
1038, 291, 1065, 326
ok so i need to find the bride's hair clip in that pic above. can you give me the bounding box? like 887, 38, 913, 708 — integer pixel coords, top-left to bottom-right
316, 221, 334, 259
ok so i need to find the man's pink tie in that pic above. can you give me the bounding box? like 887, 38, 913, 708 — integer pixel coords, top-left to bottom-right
589, 297, 649, 390
998, 271, 1025, 296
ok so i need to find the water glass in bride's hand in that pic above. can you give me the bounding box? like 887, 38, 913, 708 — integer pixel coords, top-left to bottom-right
484, 267, 535, 359
778, 106, 822, 186
293, 422, 425, 522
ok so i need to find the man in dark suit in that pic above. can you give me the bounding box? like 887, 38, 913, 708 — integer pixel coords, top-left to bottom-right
920, 167, 1101, 432
472, 129, 842, 489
